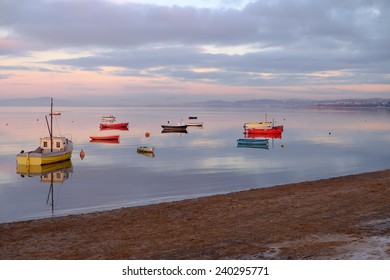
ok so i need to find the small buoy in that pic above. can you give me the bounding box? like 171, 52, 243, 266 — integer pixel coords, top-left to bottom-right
80, 149, 85, 160
329, 132, 331, 135
145, 132, 150, 138
281, 144, 284, 148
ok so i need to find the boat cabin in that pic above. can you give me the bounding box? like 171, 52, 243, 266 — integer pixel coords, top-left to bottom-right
40, 136, 69, 151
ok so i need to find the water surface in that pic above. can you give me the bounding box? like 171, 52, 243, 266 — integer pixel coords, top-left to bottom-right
1, 106, 389, 223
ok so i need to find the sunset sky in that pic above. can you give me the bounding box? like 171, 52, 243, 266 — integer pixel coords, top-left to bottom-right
1, 0, 389, 103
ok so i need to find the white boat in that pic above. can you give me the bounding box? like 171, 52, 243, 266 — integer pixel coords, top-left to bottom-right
244, 113, 273, 129
101, 115, 116, 122
16, 98, 73, 166
243, 121, 272, 129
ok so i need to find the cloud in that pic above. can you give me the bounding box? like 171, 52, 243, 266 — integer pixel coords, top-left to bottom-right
0, 0, 389, 98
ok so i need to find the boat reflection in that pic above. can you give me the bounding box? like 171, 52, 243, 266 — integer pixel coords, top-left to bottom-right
161, 129, 188, 134
244, 132, 282, 139
17, 160, 73, 214
100, 127, 129, 131
90, 139, 120, 144
137, 150, 155, 158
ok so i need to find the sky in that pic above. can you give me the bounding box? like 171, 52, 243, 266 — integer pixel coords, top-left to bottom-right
1, 0, 389, 103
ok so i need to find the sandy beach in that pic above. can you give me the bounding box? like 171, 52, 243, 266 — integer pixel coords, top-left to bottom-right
1, 169, 389, 260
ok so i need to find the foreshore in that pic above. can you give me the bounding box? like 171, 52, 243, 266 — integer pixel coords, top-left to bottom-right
1, 170, 389, 260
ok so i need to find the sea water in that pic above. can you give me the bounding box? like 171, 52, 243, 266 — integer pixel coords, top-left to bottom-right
1, 106, 389, 223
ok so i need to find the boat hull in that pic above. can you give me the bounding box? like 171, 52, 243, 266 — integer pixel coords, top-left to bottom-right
237, 138, 269, 145
246, 125, 284, 134
161, 124, 188, 130
99, 122, 128, 129
16, 145, 73, 166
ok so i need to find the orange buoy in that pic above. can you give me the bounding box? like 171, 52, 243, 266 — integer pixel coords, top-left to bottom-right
145, 132, 150, 138
80, 149, 85, 160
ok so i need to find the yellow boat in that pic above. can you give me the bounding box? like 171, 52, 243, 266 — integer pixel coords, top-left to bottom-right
16, 98, 73, 166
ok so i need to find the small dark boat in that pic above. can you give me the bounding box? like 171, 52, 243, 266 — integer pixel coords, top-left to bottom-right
161, 124, 188, 131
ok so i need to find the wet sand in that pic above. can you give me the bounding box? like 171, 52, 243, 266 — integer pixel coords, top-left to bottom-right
1, 169, 389, 260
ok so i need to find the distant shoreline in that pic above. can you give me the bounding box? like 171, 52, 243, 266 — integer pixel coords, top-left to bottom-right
1, 97, 389, 108
1, 169, 389, 260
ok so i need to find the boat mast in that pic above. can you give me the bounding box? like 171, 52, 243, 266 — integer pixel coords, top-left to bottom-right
44, 98, 54, 152
50, 98, 53, 152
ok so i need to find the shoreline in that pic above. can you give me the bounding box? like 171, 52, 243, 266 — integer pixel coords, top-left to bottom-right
1, 169, 389, 259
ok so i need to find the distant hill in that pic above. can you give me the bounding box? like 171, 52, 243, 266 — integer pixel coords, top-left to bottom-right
171, 99, 315, 108
1, 97, 389, 108
313, 98, 390, 108
176, 98, 390, 108
0, 97, 80, 106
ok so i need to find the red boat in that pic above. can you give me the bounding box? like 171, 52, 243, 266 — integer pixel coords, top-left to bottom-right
99, 122, 129, 129
246, 125, 284, 134
90, 135, 120, 141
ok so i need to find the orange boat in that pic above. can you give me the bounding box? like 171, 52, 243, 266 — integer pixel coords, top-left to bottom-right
99, 122, 128, 129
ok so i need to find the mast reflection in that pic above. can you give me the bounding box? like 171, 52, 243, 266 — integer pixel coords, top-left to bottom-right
17, 160, 73, 214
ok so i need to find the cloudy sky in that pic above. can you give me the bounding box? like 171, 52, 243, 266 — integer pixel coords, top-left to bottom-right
1, 0, 389, 102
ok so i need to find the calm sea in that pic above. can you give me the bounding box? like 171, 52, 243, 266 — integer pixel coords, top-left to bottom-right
1, 106, 389, 223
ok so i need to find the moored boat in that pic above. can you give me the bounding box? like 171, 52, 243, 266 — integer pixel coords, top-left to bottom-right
99, 122, 129, 129
161, 124, 188, 131
246, 125, 284, 134
137, 146, 155, 153
101, 115, 116, 122
137, 147, 155, 157
237, 138, 269, 149
237, 138, 269, 145
16, 98, 73, 166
